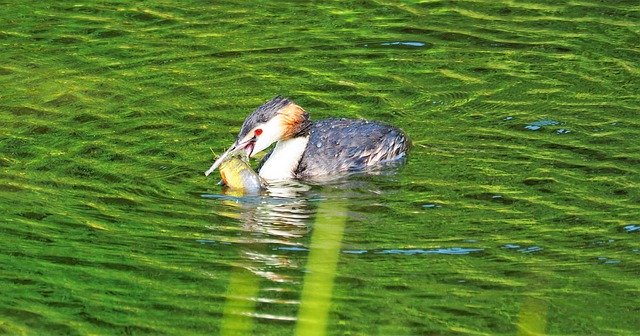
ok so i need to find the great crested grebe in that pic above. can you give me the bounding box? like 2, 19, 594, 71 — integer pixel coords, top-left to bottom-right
204, 96, 410, 181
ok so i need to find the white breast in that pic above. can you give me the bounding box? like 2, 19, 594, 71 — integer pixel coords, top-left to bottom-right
258, 136, 309, 181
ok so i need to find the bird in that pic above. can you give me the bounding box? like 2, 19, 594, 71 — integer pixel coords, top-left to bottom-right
204, 96, 410, 181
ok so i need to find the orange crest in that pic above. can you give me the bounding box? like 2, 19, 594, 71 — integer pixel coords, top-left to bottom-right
279, 103, 309, 139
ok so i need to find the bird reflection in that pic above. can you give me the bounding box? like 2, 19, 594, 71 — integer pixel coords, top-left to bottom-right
204, 174, 398, 336
206, 180, 317, 335
211, 180, 315, 284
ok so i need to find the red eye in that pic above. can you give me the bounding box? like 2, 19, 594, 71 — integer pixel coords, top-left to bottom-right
254, 129, 263, 136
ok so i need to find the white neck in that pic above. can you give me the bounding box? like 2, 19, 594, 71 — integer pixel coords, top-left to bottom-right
258, 136, 309, 181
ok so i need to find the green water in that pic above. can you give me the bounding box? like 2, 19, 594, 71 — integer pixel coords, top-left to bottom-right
1, 1, 639, 335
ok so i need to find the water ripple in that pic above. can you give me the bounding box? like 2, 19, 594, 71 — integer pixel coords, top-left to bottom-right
1, 0, 639, 335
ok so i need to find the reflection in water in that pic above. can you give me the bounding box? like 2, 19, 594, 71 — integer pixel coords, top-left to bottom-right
225, 180, 312, 246
210, 180, 348, 336
517, 295, 548, 336
517, 274, 549, 336
212, 181, 316, 334
220, 268, 260, 336
209, 177, 553, 335
295, 199, 347, 336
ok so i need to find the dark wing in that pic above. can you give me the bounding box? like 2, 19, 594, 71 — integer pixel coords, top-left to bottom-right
295, 118, 409, 178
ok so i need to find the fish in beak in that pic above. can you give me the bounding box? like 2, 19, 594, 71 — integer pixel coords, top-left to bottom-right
204, 138, 255, 176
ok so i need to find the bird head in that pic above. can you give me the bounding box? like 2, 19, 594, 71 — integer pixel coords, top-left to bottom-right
205, 96, 309, 176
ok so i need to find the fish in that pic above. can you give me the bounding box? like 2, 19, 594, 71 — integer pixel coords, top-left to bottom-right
218, 155, 264, 193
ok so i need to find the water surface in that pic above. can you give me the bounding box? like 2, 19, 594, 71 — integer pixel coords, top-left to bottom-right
1, 1, 639, 335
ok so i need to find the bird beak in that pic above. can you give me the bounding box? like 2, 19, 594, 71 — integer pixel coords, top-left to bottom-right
204, 144, 237, 176
204, 138, 255, 176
